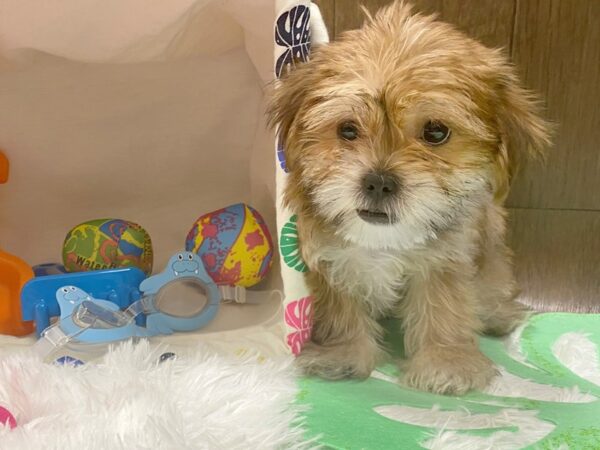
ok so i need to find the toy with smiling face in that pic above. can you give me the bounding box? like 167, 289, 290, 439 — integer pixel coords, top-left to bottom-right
139, 251, 220, 335
34, 252, 223, 360
55, 285, 148, 343
57, 252, 221, 339
21, 267, 146, 337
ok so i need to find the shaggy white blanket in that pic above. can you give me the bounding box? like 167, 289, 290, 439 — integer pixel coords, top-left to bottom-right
0, 341, 310, 450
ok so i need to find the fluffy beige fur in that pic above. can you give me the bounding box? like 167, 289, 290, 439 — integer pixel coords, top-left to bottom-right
268, 1, 551, 394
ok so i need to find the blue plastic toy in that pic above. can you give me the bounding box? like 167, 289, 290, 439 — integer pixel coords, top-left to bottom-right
33, 252, 230, 359
21, 267, 146, 337
32, 263, 67, 277
53, 285, 150, 344
140, 251, 220, 336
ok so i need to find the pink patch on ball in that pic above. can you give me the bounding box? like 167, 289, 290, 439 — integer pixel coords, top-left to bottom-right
201, 223, 219, 239
0, 406, 16, 429
202, 252, 217, 269
245, 230, 264, 251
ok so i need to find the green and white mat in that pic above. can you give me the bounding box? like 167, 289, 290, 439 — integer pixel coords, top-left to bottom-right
300, 313, 600, 449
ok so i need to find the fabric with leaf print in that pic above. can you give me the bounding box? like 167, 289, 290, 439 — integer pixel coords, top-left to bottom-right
300, 313, 600, 449
275, 4, 311, 78
274, 0, 328, 357
285, 296, 313, 355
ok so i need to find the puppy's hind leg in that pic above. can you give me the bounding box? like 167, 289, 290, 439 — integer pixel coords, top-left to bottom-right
476, 243, 530, 337
481, 296, 530, 337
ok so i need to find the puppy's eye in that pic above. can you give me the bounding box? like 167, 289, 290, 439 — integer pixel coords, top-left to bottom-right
338, 122, 359, 141
422, 121, 451, 146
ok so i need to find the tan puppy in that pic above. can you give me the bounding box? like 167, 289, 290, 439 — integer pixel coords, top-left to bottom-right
268, 1, 550, 394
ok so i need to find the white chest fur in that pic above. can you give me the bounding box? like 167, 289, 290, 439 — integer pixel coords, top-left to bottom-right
312, 244, 407, 318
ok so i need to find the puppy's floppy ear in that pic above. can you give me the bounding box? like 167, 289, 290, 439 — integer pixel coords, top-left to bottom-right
266, 62, 316, 166
493, 61, 553, 191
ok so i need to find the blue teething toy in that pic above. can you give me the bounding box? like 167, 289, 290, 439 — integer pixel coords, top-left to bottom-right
21, 267, 146, 337
55, 285, 149, 343
34, 252, 224, 356
140, 251, 220, 336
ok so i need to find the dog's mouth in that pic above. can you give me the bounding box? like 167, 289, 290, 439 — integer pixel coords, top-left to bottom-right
357, 209, 395, 225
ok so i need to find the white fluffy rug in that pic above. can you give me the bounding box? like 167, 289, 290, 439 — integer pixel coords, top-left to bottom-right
0, 341, 311, 449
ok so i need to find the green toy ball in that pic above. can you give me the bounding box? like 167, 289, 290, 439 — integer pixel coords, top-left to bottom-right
62, 219, 153, 275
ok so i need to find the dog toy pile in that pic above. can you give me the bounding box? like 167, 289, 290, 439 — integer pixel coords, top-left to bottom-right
0, 171, 274, 359
21, 203, 273, 362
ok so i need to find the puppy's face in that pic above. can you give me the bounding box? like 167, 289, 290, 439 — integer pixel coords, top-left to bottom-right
269, 2, 550, 250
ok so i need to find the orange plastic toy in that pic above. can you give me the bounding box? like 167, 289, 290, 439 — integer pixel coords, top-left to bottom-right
0, 150, 8, 183
0, 150, 34, 336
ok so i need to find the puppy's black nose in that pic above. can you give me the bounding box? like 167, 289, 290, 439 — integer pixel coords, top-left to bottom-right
361, 172, 399, 201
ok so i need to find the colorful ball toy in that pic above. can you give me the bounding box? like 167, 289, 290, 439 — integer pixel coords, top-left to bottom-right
185, 203, 273, 287
62, 219, 153, 275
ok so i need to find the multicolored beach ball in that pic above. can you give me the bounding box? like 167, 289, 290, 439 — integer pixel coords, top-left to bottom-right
185, 203, 273, 287
62, 219, 153, 275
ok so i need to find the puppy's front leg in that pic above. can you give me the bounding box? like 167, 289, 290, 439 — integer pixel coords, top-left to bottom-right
297, 271, 385, 379
399, 267, 497, 395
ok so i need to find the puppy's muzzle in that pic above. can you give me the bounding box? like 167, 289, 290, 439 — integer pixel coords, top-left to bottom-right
358, 171, 400, 225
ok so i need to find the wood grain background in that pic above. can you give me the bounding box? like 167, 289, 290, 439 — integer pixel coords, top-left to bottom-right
313, 0, 600, 311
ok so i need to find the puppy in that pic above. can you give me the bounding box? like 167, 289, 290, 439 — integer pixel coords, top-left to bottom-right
268, 1, 550, 395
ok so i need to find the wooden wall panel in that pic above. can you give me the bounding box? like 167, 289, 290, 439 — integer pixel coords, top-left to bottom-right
408, 0, 514, 49
328, 1, 600, 210
507, 0, 600, 210
508, 209, 600, 312
331, 0, 514, 49
313, 0, 335, 38
333, 0, 390, 36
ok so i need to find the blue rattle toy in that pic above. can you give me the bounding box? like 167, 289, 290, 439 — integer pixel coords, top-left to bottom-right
34, 251, 247, 359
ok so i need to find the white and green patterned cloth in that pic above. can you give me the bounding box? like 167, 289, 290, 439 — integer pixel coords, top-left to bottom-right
300, 313, 600, 449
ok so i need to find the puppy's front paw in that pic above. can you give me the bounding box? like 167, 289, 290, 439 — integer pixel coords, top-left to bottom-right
403, 347, 497, 395
296, 339, 384, 380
